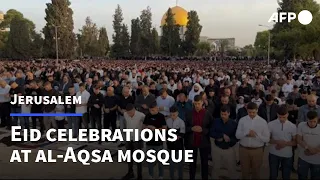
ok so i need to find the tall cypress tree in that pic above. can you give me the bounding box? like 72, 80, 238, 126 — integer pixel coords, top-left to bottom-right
160, 8, 181, 56
183, 11, 202, 55
130, 18, 141, 56
121, 23, 130, 57
139, 6, 152, 56
111, 4, 124, 58
97, 27, 110, 57
43, 0, 76, 59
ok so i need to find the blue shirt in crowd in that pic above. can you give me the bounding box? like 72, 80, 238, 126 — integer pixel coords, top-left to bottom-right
210, 118, 238, 149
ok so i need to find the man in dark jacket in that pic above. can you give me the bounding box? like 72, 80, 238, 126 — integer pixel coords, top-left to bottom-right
185, 95, 213, 180
135, 85, 156, 115
209, 105, 238, 179
59, 75, 72, 95
88, 84, 104, 143
43, 81, 59, 132
258, 94, 279, 122
26, 80, 45, 133
65, 85, 79, 138
175, 91, 193, 122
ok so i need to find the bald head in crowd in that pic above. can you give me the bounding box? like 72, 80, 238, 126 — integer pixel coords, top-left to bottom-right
107, 86, 115, 96
307, 94, 318, 107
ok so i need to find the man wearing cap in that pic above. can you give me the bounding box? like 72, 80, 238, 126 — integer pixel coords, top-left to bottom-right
9, 81, 23, 127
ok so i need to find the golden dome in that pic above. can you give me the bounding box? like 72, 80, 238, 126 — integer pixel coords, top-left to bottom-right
161, 6, 188, 27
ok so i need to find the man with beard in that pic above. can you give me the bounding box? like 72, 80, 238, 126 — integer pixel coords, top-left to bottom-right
48, 75, 60, 91
118, 86, 134, 147
298, 95, 320, 123
200, 91, 215, 114
175, 91, 193, 122
185, 95, 213, 180
188, 83, 203, 101
135, 86, 156, 115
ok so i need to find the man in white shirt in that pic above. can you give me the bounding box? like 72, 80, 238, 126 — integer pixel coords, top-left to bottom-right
122, 103, 145, 180
268, 105, 297, 179
282, 79, 293, 98
236, 102, 270, 179
76, 83, 90, 129
166, 106, 185, 180
156, 89, 175, 117
297, 110, 320, 179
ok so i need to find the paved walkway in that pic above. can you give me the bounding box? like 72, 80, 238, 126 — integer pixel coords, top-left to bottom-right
0, 128, 298, 179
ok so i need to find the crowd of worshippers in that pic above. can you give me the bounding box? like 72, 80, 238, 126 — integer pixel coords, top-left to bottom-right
0, 60, 319, 180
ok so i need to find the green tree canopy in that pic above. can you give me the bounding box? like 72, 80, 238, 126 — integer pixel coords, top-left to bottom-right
43, 0, 76, 59
183, 10, 202, 55
160, 8, 181, 56
130, 18, 141, 56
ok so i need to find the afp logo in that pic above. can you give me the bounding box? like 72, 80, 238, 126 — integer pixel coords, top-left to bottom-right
268, 10, 313, 25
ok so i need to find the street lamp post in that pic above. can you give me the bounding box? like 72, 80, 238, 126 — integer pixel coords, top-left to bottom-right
258, 24, 271, 66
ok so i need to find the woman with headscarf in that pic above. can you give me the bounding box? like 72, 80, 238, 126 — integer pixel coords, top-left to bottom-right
188, 83, 204, 101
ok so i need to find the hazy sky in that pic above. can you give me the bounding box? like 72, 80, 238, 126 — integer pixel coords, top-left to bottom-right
1, 0, 318, 47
